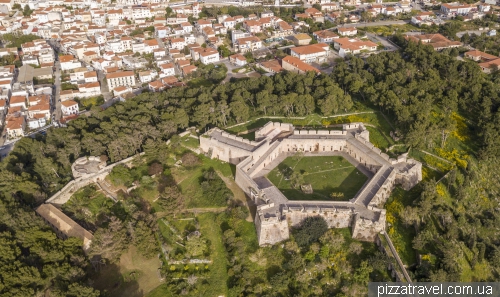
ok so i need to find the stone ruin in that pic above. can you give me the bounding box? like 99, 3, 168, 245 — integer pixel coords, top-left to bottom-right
71, 156, 106, 179
200, 122, 422, 246
300, 184, 313, 194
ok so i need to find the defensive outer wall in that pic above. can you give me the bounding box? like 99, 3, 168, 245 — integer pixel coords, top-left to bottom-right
45, 154, 139, 205
200, 122, 422, 246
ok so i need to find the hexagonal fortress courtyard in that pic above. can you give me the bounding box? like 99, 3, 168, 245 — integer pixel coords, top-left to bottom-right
266, 155, 369, 202
200, 122, 422, 246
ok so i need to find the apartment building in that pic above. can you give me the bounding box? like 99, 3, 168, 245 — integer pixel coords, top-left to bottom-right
235, 36, 262, 53
313, 30, 339, 43
333, 38, 378, 58
200, 49, 220, 65
61, 100, 79, 116
106, 71, 136, 89
60, 55, 82, 71
440, 2, 474, 15
290, 43, 330, 63
282, 56, 321, 74
338, 27, 358, 36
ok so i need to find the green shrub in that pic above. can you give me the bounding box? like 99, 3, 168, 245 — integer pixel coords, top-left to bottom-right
294, 216, 328, 248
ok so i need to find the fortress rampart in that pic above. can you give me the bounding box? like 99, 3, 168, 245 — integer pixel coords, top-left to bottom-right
200, 122, 422, 246
46, 154, 139, 205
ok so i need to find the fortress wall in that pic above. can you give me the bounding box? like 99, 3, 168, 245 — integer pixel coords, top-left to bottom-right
353, 133, 394, 163
256, 122, 295, 140
293, 130, 347, 136
285, 209, 354, 229
395, 162, 422, 191
280, 138, 346, 153
278, 123, 294, 131
352, 213, 386, 242
368, 170, 397, 207
251, 140, 273, 161
359, 129, 370, 142
255, 122, 274, 139
47, 154, 139, 205
343, 123, 362, 131
199, 135, 214, 156
235, 163, 262, 202
223, 132, 259, 146
248, 142, 284, 177
256, 214, 290, 245
345, 142, 383, 172
200, 136, 254, 165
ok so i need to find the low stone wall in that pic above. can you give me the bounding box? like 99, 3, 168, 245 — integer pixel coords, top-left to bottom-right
46, 154, 141, 205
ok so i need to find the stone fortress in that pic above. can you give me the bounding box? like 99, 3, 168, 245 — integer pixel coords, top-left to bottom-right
200, 122, 422, 246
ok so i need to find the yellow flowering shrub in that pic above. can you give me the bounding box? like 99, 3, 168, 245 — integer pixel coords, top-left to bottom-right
436, 183, 447, 198
423, 155, 453, 172
422, 167, 430, 180
451, 112, 469, 142
347, 115, 368, 123
435, 148, 468, 169
385, 197, 404, 226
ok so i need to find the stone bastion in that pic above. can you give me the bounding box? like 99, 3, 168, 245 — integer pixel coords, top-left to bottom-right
200, 122, 422, 246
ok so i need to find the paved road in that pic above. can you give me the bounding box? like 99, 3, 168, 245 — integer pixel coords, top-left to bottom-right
329, 20, 409, 31
97, 69, 112, 100
156, 37, 167, 49
54, 61, 62, 121
366, 33, 399, 51
456, 30, 487, 38
0, 124, 53, 159
0, 142, 14, 159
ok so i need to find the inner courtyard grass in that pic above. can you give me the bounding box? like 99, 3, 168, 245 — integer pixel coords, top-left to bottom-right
267, 156, 368, 201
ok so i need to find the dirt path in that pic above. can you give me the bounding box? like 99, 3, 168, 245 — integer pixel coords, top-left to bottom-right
304, 166, 354, 176
420, 150, 453, 164
155, 207, 227, 218
215, 170, 254, 222
224, 111, 376, 130
183, 207, 227, 213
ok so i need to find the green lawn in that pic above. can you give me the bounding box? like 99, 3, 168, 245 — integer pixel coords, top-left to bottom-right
187, 78, 213, 88
180, 136, 200, 149
267, 156, 368, 201
365, 126, 393, 150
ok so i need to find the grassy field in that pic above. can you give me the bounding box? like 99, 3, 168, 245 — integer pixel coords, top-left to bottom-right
180, 135, 200, 149
187, 78, 213, 88
149, 213, 229, 297
93, 246, 162, 297
267, 156, 368, 201
365, 126, 394, 150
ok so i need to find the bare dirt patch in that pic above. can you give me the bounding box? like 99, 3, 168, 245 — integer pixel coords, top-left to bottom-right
92, 246, 162, 297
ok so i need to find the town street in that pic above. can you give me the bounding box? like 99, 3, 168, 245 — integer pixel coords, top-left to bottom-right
54, 60, 62, 121
328, 20, 409, 31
